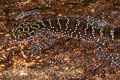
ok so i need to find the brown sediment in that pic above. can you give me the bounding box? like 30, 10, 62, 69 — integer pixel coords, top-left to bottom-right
0, 0, 120, 80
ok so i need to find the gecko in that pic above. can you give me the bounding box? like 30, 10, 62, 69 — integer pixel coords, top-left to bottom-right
10, 9, 120, 55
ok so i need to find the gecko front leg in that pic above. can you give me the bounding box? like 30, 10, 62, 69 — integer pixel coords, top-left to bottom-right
14, 9, 41, 21
27, 29, 56, 54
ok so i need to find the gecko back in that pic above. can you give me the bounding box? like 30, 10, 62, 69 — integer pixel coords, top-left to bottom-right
10, 9, 120, 54
11, 17, 120, 43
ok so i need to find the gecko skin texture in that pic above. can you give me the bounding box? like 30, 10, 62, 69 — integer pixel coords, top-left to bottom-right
11, 9, 120, 53
10, 9, 120, 72
11, 17, 120, 42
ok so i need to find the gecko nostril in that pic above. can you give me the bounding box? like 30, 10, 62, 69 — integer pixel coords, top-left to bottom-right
16, 27, 23, 32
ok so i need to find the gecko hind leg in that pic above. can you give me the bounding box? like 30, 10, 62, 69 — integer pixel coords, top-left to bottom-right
14, 9, 41, 21
94, 41, 120, 71
85, 15, 117, 29
93, 37, 110, 60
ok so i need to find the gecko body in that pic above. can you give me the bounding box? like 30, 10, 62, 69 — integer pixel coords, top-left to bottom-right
11, 9, 119, 53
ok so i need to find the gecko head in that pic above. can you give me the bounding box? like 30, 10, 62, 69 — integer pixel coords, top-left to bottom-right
10, 22, 34, 43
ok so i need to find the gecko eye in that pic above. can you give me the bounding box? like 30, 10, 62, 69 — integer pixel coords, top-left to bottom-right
17, 32, 30, 41
18, 33, 26, 40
